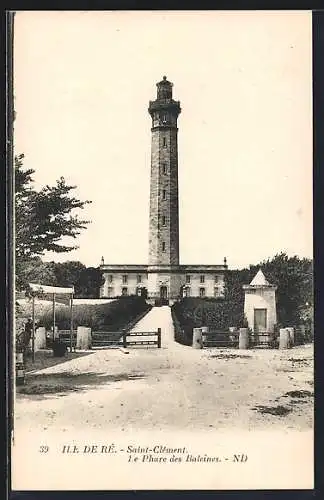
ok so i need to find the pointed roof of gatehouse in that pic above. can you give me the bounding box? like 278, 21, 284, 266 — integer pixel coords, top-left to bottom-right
250, 269, 269, 286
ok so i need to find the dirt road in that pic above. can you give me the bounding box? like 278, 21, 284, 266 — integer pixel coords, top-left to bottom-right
15, 307, 313, 433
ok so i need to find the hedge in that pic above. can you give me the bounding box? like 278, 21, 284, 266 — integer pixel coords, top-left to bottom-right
171, 297, 241, 333
38, 296, 151, 331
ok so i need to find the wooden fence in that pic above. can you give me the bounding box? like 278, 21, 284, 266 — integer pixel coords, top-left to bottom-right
91, 331, 122, 348
57, 330, 77, 350
294, 325, 313, 345
126, 329, 161, 348
249, 332, 277, 348
91, 329, 161, 349
202, 329, 239, 348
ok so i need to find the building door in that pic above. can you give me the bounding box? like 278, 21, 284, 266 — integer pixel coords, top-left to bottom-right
159, 286, 168, 305
254, 308, 267, 332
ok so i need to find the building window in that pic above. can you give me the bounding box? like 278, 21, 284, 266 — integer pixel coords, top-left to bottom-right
137, 274, 142, 283
162, 189, 166, 200
162, 242, 166, 252
122, 287, 128, 296
163, 137, 167, 147
214, 287, 220, 298
162, 113, 167, 123
215, 275, 219, 283
184, 287, 191, 297
162, 215, 167, 226
107, 287, 114, 297
199, 287, 206, 298
200, 275, 205, 284
122, 275, 128, 284
186, 275, 191, 284
108, 274, 113, 283
163, 163, 167, 174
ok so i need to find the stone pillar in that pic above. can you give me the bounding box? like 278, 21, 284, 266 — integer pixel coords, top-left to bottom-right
34, 327, 46, 350
192, 328, 203, 349
76, 327, 92, 350
279, 328, 291, 349
286, 327, 295, 346
239, 328, 249, 349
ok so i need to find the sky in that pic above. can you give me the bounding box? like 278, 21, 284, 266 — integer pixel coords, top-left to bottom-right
14, 11, 313, 270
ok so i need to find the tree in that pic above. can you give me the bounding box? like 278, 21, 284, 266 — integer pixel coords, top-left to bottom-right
15, 154, 91, 290
16, 257, 57, 292
75, 267, 105, 298
53, 261, 86, 288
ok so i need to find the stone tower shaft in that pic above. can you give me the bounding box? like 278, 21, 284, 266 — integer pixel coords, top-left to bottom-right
148, 76, 181, 268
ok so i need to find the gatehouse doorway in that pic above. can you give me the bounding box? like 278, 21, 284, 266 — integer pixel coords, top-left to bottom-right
254, 308, 267, 332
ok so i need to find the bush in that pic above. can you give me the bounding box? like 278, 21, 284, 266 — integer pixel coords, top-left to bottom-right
38, 296, 151, 332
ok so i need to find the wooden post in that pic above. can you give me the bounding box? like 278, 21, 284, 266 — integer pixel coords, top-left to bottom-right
157, 328, 161, 348
32, 294, 35, 362
52, 293, 56, 340
70, 293, 74, 352
201, 326, 209, 347
286, 327, 295, 346
123, 330, 127, 348
297, 325, 306, 345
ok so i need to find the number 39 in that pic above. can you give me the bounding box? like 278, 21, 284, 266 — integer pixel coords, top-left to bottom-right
39, 445, 49, 453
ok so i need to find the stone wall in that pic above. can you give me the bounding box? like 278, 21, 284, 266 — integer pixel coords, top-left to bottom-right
181, 273, 225, 298
101, 270, 225, 300
101, 272, 148, 297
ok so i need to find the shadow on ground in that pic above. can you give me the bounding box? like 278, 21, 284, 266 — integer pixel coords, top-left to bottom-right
17, 371, 146, 400
24, 350, 95, 373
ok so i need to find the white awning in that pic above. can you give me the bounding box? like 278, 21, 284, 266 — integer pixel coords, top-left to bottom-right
29, 283, 74, 294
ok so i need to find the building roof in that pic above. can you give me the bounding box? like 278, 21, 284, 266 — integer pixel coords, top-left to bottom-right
100, 264, 228, 273
157, 75, 172, 85
29, 283, 74, 294
250, 269, 270, 286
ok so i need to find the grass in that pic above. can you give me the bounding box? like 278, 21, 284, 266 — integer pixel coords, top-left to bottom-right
251, 386, 313, 418
209, 354, 252, 360
283, 390, 313, 399
23, 349, 94, 373
287, 358, 309, 363
17, 371, 146, 399
252, 405, 292, 416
